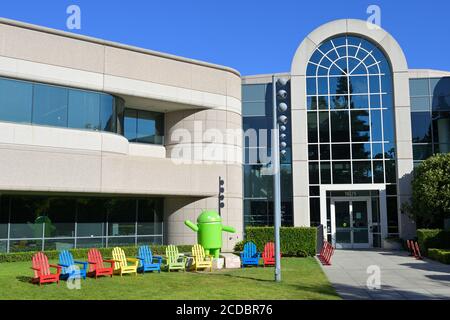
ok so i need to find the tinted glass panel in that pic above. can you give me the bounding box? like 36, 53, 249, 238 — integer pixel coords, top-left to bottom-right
33, 84, 68, 127
68, 90, 100, 130
0, 78, 33, 123
331, 111, 350, 142
332, 162, 351, 184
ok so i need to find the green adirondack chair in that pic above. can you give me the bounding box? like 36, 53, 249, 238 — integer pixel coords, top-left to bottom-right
165, 245, 187, 272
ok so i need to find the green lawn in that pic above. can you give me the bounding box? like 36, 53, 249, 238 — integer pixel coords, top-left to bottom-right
0, 257, 339, 300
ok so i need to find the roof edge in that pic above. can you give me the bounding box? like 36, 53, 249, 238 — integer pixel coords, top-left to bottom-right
0, 17, 241, 77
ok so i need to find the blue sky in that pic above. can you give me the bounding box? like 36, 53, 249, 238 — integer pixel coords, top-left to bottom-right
0, 0, 449, 75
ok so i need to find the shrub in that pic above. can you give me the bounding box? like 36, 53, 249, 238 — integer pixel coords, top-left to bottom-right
417, 229, 450, 255
405, 154, 450, 228
428, 248, 450, 264
0, 245, 193, 263
234, 227, 317, 257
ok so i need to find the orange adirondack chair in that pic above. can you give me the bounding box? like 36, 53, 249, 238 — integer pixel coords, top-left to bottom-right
262, 242, 279, 267
31, 252, 61, 285
87, 248, 115, 278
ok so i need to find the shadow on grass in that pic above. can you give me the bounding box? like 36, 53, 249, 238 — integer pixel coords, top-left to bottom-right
207, 272, 274, 283
16, 276, 33, 283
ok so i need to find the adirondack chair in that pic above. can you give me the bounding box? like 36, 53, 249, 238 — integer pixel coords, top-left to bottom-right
58, 250, 88, 280
87, 248, 115, 278
137, 245, 162, 273
262, 242, 277, 267
165, 245, 187, 272
191, 244, 213, 272
240, 241, 260, 267
31, 252, 61, 285
112, 247, 139, 276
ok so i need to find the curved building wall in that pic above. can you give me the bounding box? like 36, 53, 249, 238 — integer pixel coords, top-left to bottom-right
0, 19, 243, 251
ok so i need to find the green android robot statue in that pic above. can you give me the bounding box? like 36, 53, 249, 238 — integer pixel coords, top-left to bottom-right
184, 210, 236, 258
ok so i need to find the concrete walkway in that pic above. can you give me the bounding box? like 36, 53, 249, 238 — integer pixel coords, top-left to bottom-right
320, 249, 450, 300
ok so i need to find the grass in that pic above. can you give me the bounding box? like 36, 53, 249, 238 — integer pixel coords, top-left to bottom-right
0, 257, 340, 300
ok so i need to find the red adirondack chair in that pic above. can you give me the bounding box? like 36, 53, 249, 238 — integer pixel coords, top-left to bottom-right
262, 242, 279, 267
31, 252, 61, 286
87, 248, 115, 278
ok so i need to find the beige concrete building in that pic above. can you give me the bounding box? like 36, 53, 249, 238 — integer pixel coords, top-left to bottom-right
0, 18, 243, 253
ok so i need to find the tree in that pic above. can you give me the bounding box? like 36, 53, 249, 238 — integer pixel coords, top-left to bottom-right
406, 153, 450, 228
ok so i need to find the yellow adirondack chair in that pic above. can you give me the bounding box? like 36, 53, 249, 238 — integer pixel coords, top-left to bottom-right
191, 244, 213, 272
112, 247, 139, 276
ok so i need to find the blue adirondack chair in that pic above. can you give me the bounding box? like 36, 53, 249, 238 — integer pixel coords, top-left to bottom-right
137, 245, 162, 273
240, 241, 261, 267
58, 250, 88, 280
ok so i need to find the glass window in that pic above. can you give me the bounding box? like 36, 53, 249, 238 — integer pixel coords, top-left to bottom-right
320, 162, 331, 184
332, 161, 351, 184
351, 110, 370, 142
330, 95, 348, 109
307, 96, 317, 110
329, 76, 348, 95
387, 197, 399, 234
373, 160, 384, 183
331, 111, 350, 142
100, 95, 115, 132
9, 196, 48, 239
307, 112, 318, 143
244, 165, 273, 198
413, 144, 433, 160
350, 95, 369, 109
137, 111, 164, 144
242, 84, 269, 101
309, 198, 321, 227
68, 90, 100, 130
76, 198, 106, 237
308, 145, 319, 160
124, 109, 138, 142
371, 110, 383, 141
411, 112, 432, 143
0, 197, 9, 239
432, 111, 450, 144
107, 199, 136, 237
44, 198, 76, 238
33, 84, 68, 127
352, 143, 371, 159
320, 144, 330, 160
124, 109, 164, 145
349, 76, 368, 94
383, 111, 395, 143
409, 79, 429, 96
319, 112, 330, 142
385, 160, 397, 184
0, 78, 33, 123
332, 144, 350, 160
372, 143, 383, 159
353, 161, 372, 183
306, 78, 316, 96
309, 162, 320, 184
243, 102, 266, 117
410, 96, 430, 112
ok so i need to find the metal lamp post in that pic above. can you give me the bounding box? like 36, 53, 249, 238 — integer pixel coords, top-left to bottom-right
272, 76, 289, 282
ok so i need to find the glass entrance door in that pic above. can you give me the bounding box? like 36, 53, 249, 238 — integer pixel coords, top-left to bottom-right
331, 198, 372, 248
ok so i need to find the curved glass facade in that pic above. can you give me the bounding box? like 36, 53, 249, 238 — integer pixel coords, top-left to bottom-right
0, 76, 118, 133
306, 35, 398, 235
0, 76, 165, 145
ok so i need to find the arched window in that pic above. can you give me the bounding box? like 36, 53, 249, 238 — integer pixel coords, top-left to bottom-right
306, 35, 396, 185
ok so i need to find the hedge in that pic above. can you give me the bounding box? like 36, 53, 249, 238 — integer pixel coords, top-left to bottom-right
233, 227, 317, 257
417, 229, 450, 255
428, 249, 450, 264
0, 245, 193, 263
